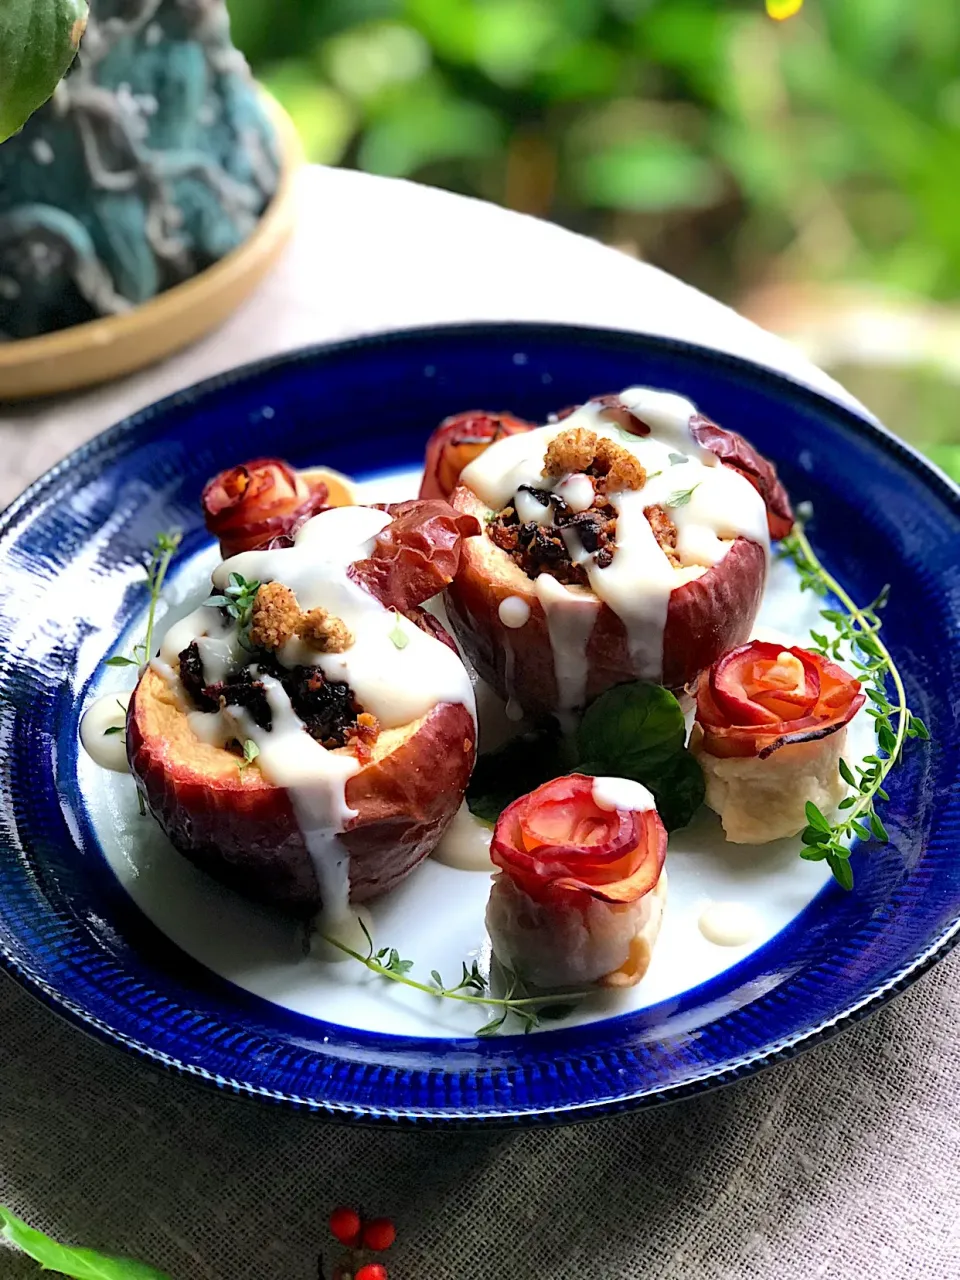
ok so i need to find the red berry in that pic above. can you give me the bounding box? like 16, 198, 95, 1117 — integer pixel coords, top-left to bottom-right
329, 1205, 362, 1248
355, 1266, 388, 1280
362, 1219, 397, 1252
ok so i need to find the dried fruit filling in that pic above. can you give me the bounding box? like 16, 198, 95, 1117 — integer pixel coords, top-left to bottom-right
178, 639, 369, 753
487, 485, 681, 588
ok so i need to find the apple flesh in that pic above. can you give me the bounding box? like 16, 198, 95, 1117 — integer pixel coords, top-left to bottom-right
126, 666, 476, 914
445, 485, 766, 715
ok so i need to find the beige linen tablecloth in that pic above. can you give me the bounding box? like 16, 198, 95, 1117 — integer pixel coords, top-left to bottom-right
0, 167, 956, 1280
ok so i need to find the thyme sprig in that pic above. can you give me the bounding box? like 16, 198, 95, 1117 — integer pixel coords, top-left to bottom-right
205, 571, 261, 648
779, 521, 929, 889
105, 531, 183, 669
320, 919, 583, 1035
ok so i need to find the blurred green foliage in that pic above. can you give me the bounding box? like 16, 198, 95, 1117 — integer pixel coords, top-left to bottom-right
227, 0, 960, 306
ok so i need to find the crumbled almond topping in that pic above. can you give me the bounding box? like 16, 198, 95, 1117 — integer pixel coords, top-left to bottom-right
249, 582, 300, 650
542, 427, 645, 492
300, 606, 354, 653
542, 428, 599, 478
645, 504, 682, 568
593, 437, 646, 492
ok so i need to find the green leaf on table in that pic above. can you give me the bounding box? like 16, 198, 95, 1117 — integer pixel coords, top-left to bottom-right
0, 0, 88, 143
0, 1206, 170, 1279
577, 682, 686, 777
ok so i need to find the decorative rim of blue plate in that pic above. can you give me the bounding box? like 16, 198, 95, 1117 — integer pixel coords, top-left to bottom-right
1, 321, 958, 1126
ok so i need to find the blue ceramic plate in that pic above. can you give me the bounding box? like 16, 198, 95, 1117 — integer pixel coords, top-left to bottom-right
0, 323, 957, 1125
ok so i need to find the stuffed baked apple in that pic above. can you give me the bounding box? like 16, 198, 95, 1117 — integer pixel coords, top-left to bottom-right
127, 498, 480, 919
434, 387, 793, 717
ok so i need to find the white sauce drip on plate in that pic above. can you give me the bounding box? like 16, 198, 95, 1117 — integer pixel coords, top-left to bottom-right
460, 387, 770, 707
431, 802, 495, 871
698, 901, 761, 947
80, 691, 132, 773
153, 506, 475, 927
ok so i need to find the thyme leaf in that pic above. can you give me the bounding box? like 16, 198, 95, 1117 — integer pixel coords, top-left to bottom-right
320, 924, 585, 1035
665, 483, 701, 508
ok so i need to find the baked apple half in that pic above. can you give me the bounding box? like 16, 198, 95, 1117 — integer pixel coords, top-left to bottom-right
435, 387, 792, 717
127, 500, 480, 917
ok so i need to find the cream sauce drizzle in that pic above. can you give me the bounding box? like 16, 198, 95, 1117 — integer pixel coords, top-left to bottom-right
80, 691, 132, 773
498, 596, 531, 629
460, 387, 769, 706
153, 506, 476, 925
591, 776, 655, 812
431, 802, 495, 871
698, 901, 761, 947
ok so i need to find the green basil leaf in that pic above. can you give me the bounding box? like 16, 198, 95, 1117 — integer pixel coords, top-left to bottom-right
576, 682, 686, 778
646, 749, 705, 832
0, 1206, 170, 1279
466, 723, 570, 824
0, 0, 87, 142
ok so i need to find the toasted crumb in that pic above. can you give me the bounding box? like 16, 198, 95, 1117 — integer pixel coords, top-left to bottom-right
542, 428, 644, 493
249, 581, 300, 650
593, 437, 645, 492
347, 711, 380, 763
300, 606, 354, 653
645, 504, 682, 568
542, 428, 598, 478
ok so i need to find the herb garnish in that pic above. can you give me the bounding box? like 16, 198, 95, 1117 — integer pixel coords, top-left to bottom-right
779, 520, 929, 889
667, 451, 689, 465
105, 531, 182, 669
205, 572, 260, 648
467, 682, 704, 832
320, 919, 584, 1036
0, 1205, 169, 1279
666, 483, 701, 509
238, 739, 260, 774
387, 610, 409, 650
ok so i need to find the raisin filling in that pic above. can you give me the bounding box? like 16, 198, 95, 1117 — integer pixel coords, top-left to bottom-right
178, 639, 364, 751
488, 483, 681, 586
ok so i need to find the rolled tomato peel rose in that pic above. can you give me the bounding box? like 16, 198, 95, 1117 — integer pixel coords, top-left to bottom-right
419, 411, 535, 501
486, 774, 668, 990
691, 640, 866, 844
202, 458, 330, 557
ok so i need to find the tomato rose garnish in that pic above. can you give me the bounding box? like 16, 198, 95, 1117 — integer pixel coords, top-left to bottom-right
419, 411, 534, 501
690, 417, 794, 540
349, 499, 481, 612
695, 640, 865, 760
491, 774, 666, 906
202, 458, 329, 557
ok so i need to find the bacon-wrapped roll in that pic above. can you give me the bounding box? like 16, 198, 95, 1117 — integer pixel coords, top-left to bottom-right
485, 774, 668, 990
202, 458, 355, 558
690, 640, 866, 844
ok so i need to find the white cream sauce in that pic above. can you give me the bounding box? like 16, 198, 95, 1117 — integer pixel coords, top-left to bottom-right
431, 802, 495, 871
460, 387, 770, 706
152, 506, 476, 926
591, 776, 656, 813
80, 691, 132, 772
498, 596, 531, 629
697, 901, 762, 947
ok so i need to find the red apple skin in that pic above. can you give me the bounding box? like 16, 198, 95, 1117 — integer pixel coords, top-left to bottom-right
126, 666, 476, 914
445, 485, 766, 715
